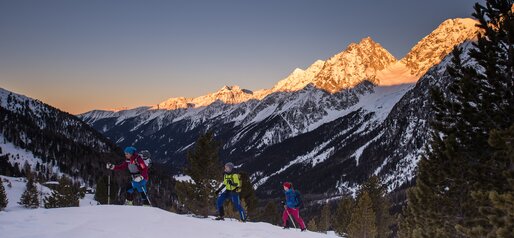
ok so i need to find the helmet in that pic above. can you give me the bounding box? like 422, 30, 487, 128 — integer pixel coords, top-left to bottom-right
224, 162, 235, 172
283, 182, 292, 189
124, 146, 137, 155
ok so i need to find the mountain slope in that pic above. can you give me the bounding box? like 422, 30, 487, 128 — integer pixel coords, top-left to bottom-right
79, 18, 481, 199
401, 18, 480, 75
0, 87, 122, 184
0, 206, 333, 238
312, 37, 397, 93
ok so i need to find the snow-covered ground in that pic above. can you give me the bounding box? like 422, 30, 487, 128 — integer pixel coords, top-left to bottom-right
0, 206, 337, 238
1, 176, 52, 212
0, 176, 335, 237
1, 175, 98, 212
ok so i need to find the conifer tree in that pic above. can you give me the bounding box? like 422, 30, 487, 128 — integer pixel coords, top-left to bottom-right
334, 197, 354, 237
94, 176, 107, 204
400, 1, 514, 237
44, 176, 80, 208
238, 172, 258, 218
458, 124, 514, 237
308, 218, 319, 232
319, 202, 332, 232
0, 178, 8, 211
175, 132, 222, 217
348, 191, 377, 238
260, 201, 280, 225
19, 177, 39, 208
94, 176, 109, 204
361, 176, 393, 238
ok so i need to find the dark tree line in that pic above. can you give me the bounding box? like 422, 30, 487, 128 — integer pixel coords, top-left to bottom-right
174, 132, 259, 218
400, 1, 514, 237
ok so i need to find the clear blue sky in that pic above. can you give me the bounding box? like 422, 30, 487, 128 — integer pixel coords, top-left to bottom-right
0, 0, 484, 114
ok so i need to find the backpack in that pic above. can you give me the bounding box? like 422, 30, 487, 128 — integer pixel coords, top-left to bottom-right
139, 150, 152, 168
294, 190, 303, 208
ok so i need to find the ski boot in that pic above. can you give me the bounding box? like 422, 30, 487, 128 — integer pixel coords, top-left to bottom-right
214, 216, 225, 221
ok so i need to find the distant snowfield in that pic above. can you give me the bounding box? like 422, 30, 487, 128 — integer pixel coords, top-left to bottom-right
377, 61, 419, 86
0, 135, 63, 178
1, 135, 43, 171
0, 206, 335, 238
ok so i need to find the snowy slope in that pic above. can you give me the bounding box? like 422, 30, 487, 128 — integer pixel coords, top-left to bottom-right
1, 135, 43, 170
272, 60, 325, 92
1, 176, 52, 211
0, 206, 334, 238
0, 87, 114, 153
401, 18, 480, 75
0, 175, 98, 212
376, 62, 418, 86
0, 134, 63, 177
0, 87, 124, 195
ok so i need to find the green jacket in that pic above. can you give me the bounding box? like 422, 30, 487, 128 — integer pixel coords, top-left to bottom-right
223, 172, 241, 192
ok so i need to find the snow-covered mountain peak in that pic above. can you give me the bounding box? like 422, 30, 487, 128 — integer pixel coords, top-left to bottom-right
192, 85, 254, 107
401, 17, 480, 76
292, 68, 304, 74
311, 37, 397, 93
218, 85, 244, 93
271, 60, 325, 93
153, 85, 256, 110
153, 96, 192, 110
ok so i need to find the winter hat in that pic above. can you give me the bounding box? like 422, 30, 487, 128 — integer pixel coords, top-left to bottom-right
283, 182, 292, 189
124, 146, 137, 155
224, 162, 235, 172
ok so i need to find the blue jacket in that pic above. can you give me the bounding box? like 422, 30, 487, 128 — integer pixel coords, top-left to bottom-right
284, 189, 300, 208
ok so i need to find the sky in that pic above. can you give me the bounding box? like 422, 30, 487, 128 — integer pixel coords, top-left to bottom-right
0, 0, 484, 114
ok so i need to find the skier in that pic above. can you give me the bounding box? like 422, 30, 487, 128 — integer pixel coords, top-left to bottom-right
282, 182, 306, 231
106, 146, 150, 206
214, 162, 247, 222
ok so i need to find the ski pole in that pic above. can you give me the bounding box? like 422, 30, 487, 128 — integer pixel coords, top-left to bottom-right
285, 208, 297, 229
141, 186, 152, 206
107, 174, 110, 205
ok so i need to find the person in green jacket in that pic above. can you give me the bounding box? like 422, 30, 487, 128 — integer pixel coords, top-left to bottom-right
214, 162, 246, 221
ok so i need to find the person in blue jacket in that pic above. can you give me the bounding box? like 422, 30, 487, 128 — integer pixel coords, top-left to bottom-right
282, 182, 306, 231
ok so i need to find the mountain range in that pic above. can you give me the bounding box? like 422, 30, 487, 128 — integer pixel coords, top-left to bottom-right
0, 87, 121, 183
1, 17, 481, 200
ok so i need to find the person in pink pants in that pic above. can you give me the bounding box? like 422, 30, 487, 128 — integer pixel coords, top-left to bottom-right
282, 182, 306, 231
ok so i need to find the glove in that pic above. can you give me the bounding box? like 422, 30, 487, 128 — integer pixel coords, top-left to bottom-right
106, 163, 114, 170
133, 175, 144, 182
